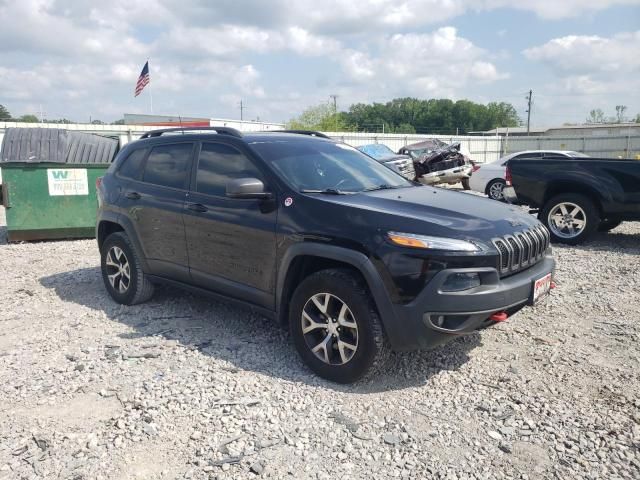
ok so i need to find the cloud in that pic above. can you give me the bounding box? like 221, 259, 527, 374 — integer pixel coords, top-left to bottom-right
523, 31, 640, 73
483, 0, 640, 20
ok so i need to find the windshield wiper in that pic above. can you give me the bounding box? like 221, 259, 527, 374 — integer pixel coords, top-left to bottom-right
362, 184, 405, 192
300, 188, 348, 195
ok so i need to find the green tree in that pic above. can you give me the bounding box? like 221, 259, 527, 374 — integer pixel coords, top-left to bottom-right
635, 113, 640, 123
288, 103, 349, 131
0, 104, 11, 120
586, 108, 605, 124
18, 114, 39, 123
112, 119, 126, 125
615, 105, 627, 123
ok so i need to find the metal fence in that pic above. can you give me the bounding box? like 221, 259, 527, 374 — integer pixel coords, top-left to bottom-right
325, 131, 640, 162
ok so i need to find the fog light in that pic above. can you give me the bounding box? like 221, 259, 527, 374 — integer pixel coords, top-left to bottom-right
442, 272, 481, 292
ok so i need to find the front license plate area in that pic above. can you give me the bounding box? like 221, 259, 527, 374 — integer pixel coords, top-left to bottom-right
531, 273, 552, 305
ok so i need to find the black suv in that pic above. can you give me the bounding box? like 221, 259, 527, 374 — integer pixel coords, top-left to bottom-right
96, 127, 555, 383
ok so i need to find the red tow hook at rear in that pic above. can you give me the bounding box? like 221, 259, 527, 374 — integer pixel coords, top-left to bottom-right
490, 311, 509, 322
550, 281, 557, 289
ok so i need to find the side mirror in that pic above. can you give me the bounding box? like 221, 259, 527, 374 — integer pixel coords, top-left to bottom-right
226, 178, 272, 200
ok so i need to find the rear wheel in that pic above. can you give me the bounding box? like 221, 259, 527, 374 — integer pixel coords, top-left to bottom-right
101, 232, 154, 305
289, 268, 389, 383
486, 179, 506, 201
539, 194, 599, 245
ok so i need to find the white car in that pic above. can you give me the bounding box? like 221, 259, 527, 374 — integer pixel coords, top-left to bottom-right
469, 150, 589, 200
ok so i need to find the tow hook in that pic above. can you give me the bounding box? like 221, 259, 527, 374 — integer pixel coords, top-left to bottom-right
551, 281, 557, 289
490, 311, 508, 322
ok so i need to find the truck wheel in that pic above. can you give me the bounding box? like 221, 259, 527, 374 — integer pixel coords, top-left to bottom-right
461, 178, 471, 190
101, 232, 154, 305
486, 179, 506, 201
289, 268, 389, 383
598, 218, 622, 232
539, 194, 599, 245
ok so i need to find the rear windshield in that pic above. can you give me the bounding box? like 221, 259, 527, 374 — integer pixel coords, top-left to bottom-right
357, 144, 395, 160
250, 140, 411, 192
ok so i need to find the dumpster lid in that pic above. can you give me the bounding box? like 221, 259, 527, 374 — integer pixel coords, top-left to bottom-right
0, 128, 119, 164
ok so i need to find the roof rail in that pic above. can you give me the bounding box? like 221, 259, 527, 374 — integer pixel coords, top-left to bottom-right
275, 130, 331, 139
139, 127, 243, 139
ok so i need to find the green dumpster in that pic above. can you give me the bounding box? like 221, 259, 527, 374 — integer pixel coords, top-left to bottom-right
0, 128, 118, 242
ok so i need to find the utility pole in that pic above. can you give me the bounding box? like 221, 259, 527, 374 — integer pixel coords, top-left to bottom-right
239, 100, 245, 121
329, 94, 338, 131
525, 90, 533, 136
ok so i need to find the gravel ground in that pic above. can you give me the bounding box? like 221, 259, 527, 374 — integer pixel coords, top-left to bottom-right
0, 204, 639, 480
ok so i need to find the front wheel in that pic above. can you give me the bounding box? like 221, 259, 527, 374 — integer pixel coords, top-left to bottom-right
289, 269, 389, 383
539, 194, 599, 245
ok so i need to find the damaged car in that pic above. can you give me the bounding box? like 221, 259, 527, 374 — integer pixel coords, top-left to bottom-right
356, 143, 416, 180
399, 140, 473, 189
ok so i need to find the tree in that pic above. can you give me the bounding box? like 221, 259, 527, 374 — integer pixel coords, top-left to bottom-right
112, 119, 126, 125
288, 103, 349, 131
615, 105, 627, 123
0, 104, 11, 120
18, 114, 39, 123
586, 109, 605, 124
636, 114, 640, 123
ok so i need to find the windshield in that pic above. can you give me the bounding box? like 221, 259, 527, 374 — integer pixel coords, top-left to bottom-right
250, 140, 412, 193
357, 144, 395, 160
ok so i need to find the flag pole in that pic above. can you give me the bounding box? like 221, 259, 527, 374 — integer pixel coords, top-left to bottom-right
148, 59, 153, 114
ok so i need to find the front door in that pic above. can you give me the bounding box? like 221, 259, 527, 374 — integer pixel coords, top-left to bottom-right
183, 142, 278, 308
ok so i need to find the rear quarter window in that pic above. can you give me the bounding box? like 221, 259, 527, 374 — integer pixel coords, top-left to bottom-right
117, 148, 147, 180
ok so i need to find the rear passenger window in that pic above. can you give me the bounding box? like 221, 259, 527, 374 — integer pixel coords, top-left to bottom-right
118, 148, 146, 180
143, 143, 193, 189
196, 143, 263, 197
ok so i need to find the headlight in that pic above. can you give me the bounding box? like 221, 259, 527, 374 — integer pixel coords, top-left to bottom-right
387, 232, 479, 251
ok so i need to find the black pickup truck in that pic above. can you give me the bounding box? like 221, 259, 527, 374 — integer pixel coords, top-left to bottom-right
504, 157, 640, 244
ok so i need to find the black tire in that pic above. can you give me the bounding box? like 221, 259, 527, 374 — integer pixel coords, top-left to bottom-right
539, 193, 600, 245
598, 218, 622, 232
461, 178, 471, 190
289, 268, 390, 383
485, 179, 506, 201
101, 232, 154, 305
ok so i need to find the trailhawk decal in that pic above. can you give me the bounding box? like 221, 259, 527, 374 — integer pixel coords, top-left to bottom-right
47, 169, 89, 196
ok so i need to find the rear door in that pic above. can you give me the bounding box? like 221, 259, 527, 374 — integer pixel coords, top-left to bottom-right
119, 141, 195, 282
183, 141, 278, 308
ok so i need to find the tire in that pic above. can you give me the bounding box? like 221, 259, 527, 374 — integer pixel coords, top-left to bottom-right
461, 178, 471, 190
485, 179, 506, 201
598, 218, 622, 232
539, 193, 600, 245
101, 232, 155, 305
289, 268, 390, 383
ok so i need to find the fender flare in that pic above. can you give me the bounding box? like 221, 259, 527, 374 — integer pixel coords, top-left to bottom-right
96, 212, 150, 273
275, 243, 399, 339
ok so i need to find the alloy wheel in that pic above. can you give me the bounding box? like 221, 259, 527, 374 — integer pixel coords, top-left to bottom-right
301, 293, 359, 365
489, 181, 505, 200
105, 246, 131, 293
547, 202, 587, 239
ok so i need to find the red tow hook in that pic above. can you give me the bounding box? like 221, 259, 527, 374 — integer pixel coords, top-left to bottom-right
490, 311, 509, 322
550, 281, 557, 289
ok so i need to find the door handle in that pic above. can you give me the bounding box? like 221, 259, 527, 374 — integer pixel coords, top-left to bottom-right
187, 203, 208, 213
125, 192, 141, 200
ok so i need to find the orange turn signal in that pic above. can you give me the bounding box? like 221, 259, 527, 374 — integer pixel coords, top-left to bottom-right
388, 233, 429, 248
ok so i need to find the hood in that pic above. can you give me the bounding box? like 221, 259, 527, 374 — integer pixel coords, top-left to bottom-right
312, 186, 539, 245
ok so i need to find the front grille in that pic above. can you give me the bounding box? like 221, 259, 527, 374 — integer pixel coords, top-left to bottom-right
493, 225, 550, 275
389, 158, 416, 180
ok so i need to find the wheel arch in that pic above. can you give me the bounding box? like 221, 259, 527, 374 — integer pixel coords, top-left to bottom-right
276, 244, 398, 339
96, 213, 150, 272
542, 182, 604, 214
484, 177, 506, 195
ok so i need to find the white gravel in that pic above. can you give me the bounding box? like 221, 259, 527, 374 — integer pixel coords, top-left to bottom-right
0, 205, 639, 479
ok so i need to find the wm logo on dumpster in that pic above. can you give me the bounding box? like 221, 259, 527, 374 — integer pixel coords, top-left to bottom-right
47, 168, 89, 196
51, 170, 69, 180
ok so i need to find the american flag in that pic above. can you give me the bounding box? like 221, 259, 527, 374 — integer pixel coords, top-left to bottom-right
134, 61, 150, 97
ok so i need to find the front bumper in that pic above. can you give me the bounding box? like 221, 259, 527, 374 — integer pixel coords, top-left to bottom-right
386, 255, 555, 351
418, 165, 472, 185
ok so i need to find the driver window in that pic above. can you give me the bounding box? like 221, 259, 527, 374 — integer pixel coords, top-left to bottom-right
196, 143, 263, 197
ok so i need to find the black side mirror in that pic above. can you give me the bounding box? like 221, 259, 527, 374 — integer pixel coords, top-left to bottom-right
226, 178, 272, 200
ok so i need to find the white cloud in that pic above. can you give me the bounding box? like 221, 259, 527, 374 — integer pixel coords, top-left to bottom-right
523, 31, 640, 73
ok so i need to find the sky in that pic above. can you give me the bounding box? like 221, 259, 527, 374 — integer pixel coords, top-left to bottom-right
0, 0, 639, 127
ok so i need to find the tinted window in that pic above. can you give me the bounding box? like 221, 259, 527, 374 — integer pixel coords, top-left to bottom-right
196, 143, 263, 197
512, 152, 542, 160
118, 148, 146, 180
542, 152, 569, 159
142, 143, 193, 189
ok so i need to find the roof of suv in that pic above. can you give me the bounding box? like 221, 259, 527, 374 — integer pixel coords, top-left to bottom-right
137, 128, 332, 145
